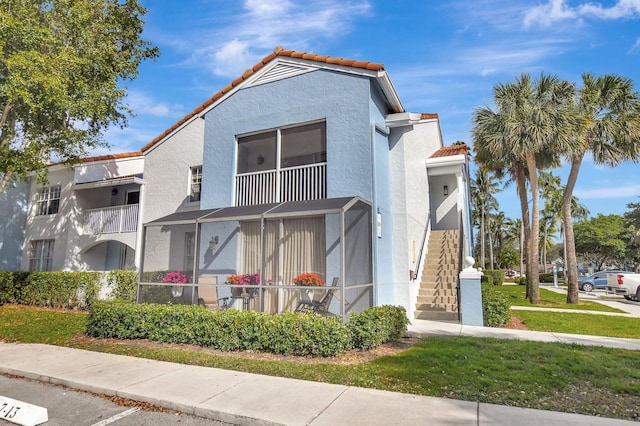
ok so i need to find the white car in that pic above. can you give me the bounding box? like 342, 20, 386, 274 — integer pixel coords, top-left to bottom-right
606, 273, 640, 301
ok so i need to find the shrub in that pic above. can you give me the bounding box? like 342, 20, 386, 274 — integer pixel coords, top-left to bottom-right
480, 274, 493, 286
515, 276, 527, 286
106, 270, 138, 302
86, 301, 408, 356
0, 271, 101, 309
481, 283, 511, 327
347, 305, 409, 349
539, 271, 564, 283
483, 269, 505, 286
0, 271, 30, 304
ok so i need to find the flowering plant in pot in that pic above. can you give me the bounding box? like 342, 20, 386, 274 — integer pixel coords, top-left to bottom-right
293, 272, 324, 302
292, 272, 324, 286
162, 270, 191, 297
225, 272, 261, 297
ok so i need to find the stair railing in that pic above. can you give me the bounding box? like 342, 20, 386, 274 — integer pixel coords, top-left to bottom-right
456, 211, 464, 322
412, 212, 431, 281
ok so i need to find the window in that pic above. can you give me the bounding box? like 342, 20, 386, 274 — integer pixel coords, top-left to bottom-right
126, 190, 140, 205
36, 185, 61, 215
235, 121, 327, 206
190, 166, 202, 202
29, 239, 54, 271
184, 232, 195, 273
281, 122, 327, 168
237, 121, 326, 173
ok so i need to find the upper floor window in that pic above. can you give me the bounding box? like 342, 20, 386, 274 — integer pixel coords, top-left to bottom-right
29, 239, 54, 271
237, 121, 326, 174
235, 121, 327, 206
36, 185, 61, 216
190, 166, 202, 202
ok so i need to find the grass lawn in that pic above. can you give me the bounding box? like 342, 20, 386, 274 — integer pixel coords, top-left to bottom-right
0, 305, 87, 345
513, 310, 640, 339
495, 285, 626, 313
1, 304, 639, 421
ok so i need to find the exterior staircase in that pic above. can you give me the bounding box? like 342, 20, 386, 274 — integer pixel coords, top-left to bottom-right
415, 229, 460, 321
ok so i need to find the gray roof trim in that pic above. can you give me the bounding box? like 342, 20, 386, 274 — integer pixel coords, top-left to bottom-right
143, 197, 371, 227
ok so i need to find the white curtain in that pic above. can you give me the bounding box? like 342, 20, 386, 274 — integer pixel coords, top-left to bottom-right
240, 217, 325, 313
281, 217, 326, 311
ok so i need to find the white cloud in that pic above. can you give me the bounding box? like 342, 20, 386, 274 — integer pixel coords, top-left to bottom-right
575, 183, 640, 199
629, 37, 640, 53
524, 0, 640, 28
190, 0, 372, 78
127, 91, 185, 118
524, 0, 577, 28
210, 39, 258, 78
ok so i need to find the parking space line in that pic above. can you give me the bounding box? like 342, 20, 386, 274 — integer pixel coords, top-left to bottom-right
91, 407, 140, 426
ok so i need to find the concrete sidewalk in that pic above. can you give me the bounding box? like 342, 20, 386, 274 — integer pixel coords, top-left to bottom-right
0, 337, 637, 425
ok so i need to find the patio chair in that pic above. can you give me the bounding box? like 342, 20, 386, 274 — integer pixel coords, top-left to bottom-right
197, 276, 229, 309
295, 277, 338, 315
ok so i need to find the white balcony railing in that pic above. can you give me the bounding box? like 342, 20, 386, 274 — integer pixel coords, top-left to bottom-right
235, 163, 327, 207
82, 204, 139, 234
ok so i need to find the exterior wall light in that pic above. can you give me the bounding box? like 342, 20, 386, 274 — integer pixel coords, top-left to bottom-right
209, 236, 219, 250
443, 185, 448, 196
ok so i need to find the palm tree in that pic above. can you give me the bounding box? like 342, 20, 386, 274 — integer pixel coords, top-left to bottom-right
539, 171, 562, 272
542, 186, 589, 273
562, 74, 640, 304
471, 168, 501, 269
473, 73, 574, 304
504, 217, 524, 275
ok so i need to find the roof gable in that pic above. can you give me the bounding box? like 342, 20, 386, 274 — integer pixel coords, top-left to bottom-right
142, 47, 402, 153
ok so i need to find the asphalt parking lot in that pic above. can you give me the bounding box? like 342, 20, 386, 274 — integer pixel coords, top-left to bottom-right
0, 374, 233, 425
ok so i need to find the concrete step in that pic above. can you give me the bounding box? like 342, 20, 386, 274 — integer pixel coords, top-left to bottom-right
416, 296, 457, 307
417, 289, 457, 297
414, 310, 459, 321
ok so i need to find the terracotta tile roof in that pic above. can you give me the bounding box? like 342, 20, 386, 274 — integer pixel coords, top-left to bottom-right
141, 47, 385, 153
420, 113, 439, 120
429, 144, 468, 159
82, 152, 143, 163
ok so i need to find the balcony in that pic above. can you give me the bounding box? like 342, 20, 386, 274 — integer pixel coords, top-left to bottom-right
235, 163, 327, 207
82, 204, 139, 234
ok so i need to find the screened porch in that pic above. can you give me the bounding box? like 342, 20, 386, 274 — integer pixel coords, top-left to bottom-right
137, 197, 374, 320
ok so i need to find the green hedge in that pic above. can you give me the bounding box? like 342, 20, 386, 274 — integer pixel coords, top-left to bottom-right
539, 271, 564, 283
481, 283, 511, 327
347, 305, 409, 349
480, 274, 493, 286
0, 271, 101, 309
86, 301, 409, 356
106, 270, 138, 302
482, 269, 505, 286
515, 276, 527, 286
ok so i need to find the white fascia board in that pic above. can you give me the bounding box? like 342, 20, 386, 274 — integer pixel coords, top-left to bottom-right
385, 112, 423, 128
375, 71, 404, 113
426, 154, 467, 176
72, 176, 144, 190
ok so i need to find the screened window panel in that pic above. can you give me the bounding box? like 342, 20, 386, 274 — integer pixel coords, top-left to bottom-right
237, 131, 277, 174
280, 122, 326, 168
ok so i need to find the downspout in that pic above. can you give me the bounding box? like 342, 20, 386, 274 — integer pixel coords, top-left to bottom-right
370, 124, 378, 306
371, 122, 391, 307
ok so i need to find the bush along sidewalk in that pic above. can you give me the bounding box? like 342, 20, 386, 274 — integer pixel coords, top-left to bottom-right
481, 282, 511, 327
0, 270, 138, 308
86, 301, 409, 357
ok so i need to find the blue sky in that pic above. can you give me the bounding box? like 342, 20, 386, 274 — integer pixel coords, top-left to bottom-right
101, 0, 640, 220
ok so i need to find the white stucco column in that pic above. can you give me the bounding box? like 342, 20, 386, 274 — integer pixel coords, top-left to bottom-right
134, 182, 145, 269
459, 256, 484, 326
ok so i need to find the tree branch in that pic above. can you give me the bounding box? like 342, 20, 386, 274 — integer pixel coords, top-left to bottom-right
0, 103, 13, 149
